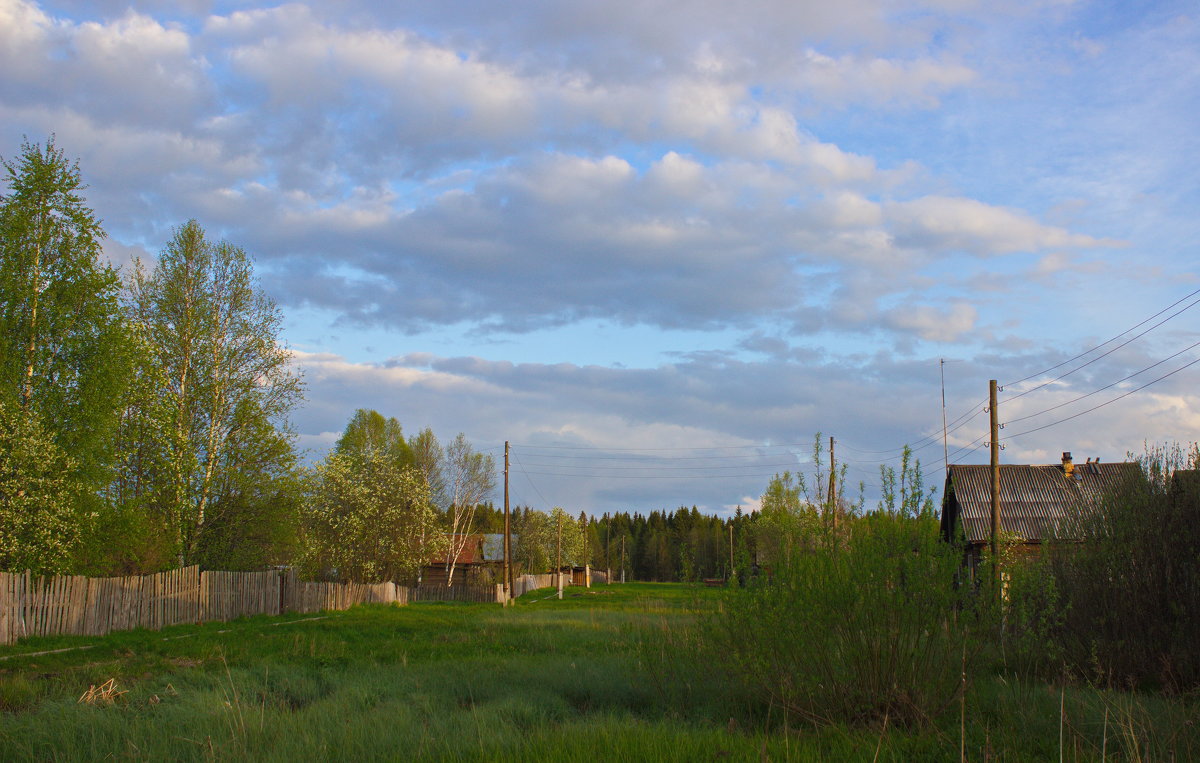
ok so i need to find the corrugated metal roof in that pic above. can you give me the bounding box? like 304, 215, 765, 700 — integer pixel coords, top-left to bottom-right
943, 461, 1140, 544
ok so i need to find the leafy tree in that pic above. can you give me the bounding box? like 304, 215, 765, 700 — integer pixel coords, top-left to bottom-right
512, 506, 586, 575
408, 427, 445, 503
124, 220, 303, 566
512, 507, 553, 574
303, 450, 445, 584
406, 429, 495, 585
876, 445, 936, 517
438, 433, 496, 584
0, 401, 81, 573
336, 409, 414, 466
755, 471, 819, 567
0, 137, 131, 529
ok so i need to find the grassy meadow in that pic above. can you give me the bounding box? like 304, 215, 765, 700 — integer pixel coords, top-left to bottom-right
0, 582, 1195, 761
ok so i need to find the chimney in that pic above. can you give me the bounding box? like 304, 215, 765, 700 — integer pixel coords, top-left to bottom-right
1062, 451, 1074, 477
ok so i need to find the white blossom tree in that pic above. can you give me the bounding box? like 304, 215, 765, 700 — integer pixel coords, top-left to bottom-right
303, 449, 445, 584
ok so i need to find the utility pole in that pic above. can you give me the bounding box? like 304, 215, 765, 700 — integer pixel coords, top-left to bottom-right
989, 379, 1001, 600
828, 435, 837, 532
728, 522, 734, 580
503, 441, 511, 603
620, 536, 626, 584
556, 511, 563, 599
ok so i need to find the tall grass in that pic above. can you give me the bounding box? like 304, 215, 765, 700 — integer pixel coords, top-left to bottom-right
2, 580, 1195, 760
700, 514, 989, 729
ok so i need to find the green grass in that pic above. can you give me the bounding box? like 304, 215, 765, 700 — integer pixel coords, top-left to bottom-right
0, 582, 1195, 761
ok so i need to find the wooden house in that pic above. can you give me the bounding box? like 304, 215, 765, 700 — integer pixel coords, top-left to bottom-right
423, 534, 507, 587
940, 452, 1139, 575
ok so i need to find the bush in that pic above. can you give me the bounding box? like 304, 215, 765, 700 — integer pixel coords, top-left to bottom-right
1044, 444, 1200, 692
707, 514, 986, 729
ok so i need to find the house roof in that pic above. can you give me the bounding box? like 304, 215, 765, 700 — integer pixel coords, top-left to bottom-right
428, 534, 485, 566
427, 533, 515, 565
941, 461, 1140, 545
480, 534, 509, 561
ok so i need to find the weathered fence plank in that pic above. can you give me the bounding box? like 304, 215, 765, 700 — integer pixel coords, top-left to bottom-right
0, 563, 547, 646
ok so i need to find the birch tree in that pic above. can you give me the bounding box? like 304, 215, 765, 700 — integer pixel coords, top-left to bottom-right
434, 433, 496, 585
127, 220, 302, 565
0, 137, 130, 504
336, 409, 414, 466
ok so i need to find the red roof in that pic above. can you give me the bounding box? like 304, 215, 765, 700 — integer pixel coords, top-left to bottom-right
427, 534, 485, 566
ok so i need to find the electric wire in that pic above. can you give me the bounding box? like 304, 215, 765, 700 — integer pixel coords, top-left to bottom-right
835, 397, 986, 456
511, 452, 552, 509
1003, 338, 1200, 426
1001, 354, 1200, 442
1002, 291, 1200, 402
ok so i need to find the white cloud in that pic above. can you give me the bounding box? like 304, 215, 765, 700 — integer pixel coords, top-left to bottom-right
886, 196, 1116, 255
886, 302, 978, 342
798, 48, 977, 107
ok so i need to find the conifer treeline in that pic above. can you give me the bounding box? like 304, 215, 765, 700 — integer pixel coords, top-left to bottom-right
471, 504, 760, 582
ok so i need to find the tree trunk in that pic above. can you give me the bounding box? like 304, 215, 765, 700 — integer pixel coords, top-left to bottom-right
21, 209, 45, 408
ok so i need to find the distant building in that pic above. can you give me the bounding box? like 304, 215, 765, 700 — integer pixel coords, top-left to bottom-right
939, 451, 1140, 575
423, 533, 510, 586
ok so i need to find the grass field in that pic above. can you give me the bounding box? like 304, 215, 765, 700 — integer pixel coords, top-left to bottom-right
0, 582, 1194, 761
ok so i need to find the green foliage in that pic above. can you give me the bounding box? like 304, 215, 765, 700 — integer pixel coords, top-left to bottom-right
0, 401, 81, 573
1001, 551, 1066, 679
120, 220, 303, 567
302, 450, 445, 584
708, 513, 985, 729
513, 506, 586, 574
335, 409, 414, 467
1037, 443, 1200, 691
876, 444, 937, 517
0, 137, 132, 546
754, 470, 820, 568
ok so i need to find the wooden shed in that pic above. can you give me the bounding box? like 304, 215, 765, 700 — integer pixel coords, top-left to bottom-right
940, 452, 1139, 575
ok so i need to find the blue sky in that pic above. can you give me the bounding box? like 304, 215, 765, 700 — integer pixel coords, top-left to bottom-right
2, 0, 1197, 515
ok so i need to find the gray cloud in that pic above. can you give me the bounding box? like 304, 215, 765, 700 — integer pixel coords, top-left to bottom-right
290, 337, 1200, 515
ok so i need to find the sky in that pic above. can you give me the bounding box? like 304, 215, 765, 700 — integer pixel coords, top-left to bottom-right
2, 0, 1198, 517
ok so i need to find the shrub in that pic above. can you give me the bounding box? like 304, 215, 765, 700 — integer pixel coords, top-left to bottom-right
707, 514, 985, 729
1045, 444, 1200, 692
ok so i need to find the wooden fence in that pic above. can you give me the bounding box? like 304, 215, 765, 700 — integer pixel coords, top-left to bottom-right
0, 564, 621, 646
281, 571, 410, 614
1, 568, 418, 646
511, 573, 557, 597
413, 584, 504, 604
0, 567, 203, 645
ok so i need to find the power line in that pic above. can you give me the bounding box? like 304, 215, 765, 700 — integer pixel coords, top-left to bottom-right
515, 459, 808, 473
511, 453, 552, 509
1002, 354, 1200, 442
1004, 338, 1200, 426
835, 397, 986, 456
1001, 288, 1200, 397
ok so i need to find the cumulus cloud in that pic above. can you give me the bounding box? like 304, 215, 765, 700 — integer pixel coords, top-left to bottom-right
886, 302, 978, 342
4, 0, 1194, 516
886, 196, 1115, 255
